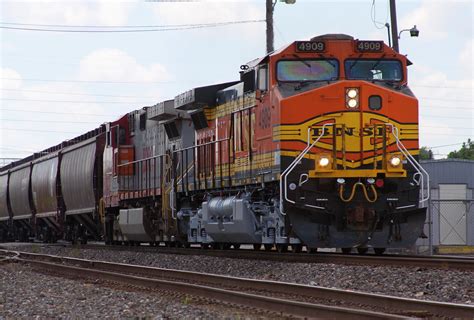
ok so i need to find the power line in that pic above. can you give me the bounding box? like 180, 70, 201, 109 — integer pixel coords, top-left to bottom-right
0, 108, 115, 116
2, 98, 150, 104
1, 88, 156, 99
370, 0, 388, 29
0, 21, 261, 29
2, 128, 82, 134
2, 127, 470, 137
0, 20, 265, 33
421, 114, 472, 119
2, 117, 472, 129
427, 142, 465, 149
412, 84, 473, 89
420, 105, 473, 110
421, 104, 474, 110
0, 108, 470, 120
423, 125, 474, 130
1, 118, 99, 124
419, 97, 472, 103
0, 146, 36, 153
1, 77, 173, 84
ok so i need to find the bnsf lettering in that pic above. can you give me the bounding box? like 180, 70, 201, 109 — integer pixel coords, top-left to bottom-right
312, 126, 386, 137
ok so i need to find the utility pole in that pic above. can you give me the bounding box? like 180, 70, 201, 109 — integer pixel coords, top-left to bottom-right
266, 0, 275, 54
389, 0, 400, 52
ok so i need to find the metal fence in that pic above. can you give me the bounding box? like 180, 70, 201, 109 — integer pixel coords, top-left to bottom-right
424, 199, 474, 254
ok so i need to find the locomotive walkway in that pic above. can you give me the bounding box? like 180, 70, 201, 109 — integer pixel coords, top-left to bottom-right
1, 249, 473, 319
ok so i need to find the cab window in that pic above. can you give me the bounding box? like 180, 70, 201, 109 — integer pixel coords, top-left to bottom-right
345, 59, 402, 81
276, 59, 338, 82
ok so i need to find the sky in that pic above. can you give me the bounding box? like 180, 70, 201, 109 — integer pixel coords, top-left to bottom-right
0, 0, 473, 163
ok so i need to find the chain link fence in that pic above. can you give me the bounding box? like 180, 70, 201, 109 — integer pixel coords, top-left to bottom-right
418, 199, 474, 254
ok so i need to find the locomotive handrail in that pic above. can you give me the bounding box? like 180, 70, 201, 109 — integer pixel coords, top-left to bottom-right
172, 138, 230, 153
280, 123, 334, 215
117, 153, 169, 167
279, 122, 429, 215
385, 123, 430, 204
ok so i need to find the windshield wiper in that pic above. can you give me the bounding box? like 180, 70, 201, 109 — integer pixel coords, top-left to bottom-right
292, 54, 311, 68
348, 54, 364, 72
294, 78, 336, 91
370, 54, 386, 73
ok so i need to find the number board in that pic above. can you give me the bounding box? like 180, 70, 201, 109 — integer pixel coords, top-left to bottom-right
355, 41, 384, 53
295, 41, 326, 53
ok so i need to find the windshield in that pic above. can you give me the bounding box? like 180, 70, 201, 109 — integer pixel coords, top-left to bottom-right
345, 59, 402, 81
277, 59, 339, 82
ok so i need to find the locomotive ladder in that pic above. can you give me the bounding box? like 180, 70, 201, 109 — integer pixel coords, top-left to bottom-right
279, 122, 429, 215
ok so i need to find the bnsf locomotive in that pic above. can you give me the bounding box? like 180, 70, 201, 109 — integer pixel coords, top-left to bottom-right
0, 34, 429, 254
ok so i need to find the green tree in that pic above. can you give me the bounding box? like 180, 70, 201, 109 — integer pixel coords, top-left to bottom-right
447, 139, 474, 160
419, 146, 433, 160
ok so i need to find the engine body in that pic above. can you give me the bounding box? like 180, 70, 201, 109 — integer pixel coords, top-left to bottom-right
0, 34, 428, 253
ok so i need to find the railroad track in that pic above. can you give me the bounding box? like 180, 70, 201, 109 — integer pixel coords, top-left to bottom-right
1, 249, 473, 319
44, 242, 474, 271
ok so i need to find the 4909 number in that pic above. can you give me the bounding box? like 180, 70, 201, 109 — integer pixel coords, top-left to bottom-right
355, 41, 384, 52
295, 41, 325, 53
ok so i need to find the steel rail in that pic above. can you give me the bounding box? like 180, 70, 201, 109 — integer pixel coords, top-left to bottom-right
2, 249, 473, 318
2, 254, 406, 319
67, 243, 474, 271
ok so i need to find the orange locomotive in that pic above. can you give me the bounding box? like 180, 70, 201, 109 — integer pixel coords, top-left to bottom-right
0, 34, 429, 253
105, 33, 428, 253
267, 34, 429, 253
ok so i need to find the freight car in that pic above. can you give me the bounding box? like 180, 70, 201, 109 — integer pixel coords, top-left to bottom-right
0, 34, 429, 254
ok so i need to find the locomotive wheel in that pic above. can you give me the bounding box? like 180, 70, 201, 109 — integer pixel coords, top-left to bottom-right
341, 247, 352, 254
374, 247, 386, 255
308, 248, 318, 254
233, 244, 241, 250
276, 244, 288, 253
182, 242, 191, 248
264, 244, 273, 251
291, 244, 302, 253
357, 247, 369, 255
253, 244, 261, 251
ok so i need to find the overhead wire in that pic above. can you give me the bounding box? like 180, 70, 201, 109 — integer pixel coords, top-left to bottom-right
1, 118, 99, 124
0, 19, 265, 33
0, 108, 115, 116
2, 98, 151, 104
0, 20, 262, 29
0, 77, 174, 84
2, 128, 82, 134
427, 142, 465, 149
370, 0, 388, 30
1, 88, 156, 99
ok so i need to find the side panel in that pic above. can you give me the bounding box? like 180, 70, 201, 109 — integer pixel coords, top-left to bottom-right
0, 173, 9, 221
61, 141, 96, 215
31, 157, 58, 217
9, 166, 32, 219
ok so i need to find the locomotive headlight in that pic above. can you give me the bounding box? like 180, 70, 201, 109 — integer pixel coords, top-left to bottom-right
386, 154, 404, 172
347, 98, 358, 108
389, 156, 401, 167
346, 88, 359, 109
347, 88, 358, 99
319, 157, 330, 167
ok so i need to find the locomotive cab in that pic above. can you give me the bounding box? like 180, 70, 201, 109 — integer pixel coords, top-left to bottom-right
263, 34, 428, 251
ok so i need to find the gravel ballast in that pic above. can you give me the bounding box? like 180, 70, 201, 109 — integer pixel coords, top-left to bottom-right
2, 243, 473, 313
0, 262, 268, 319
